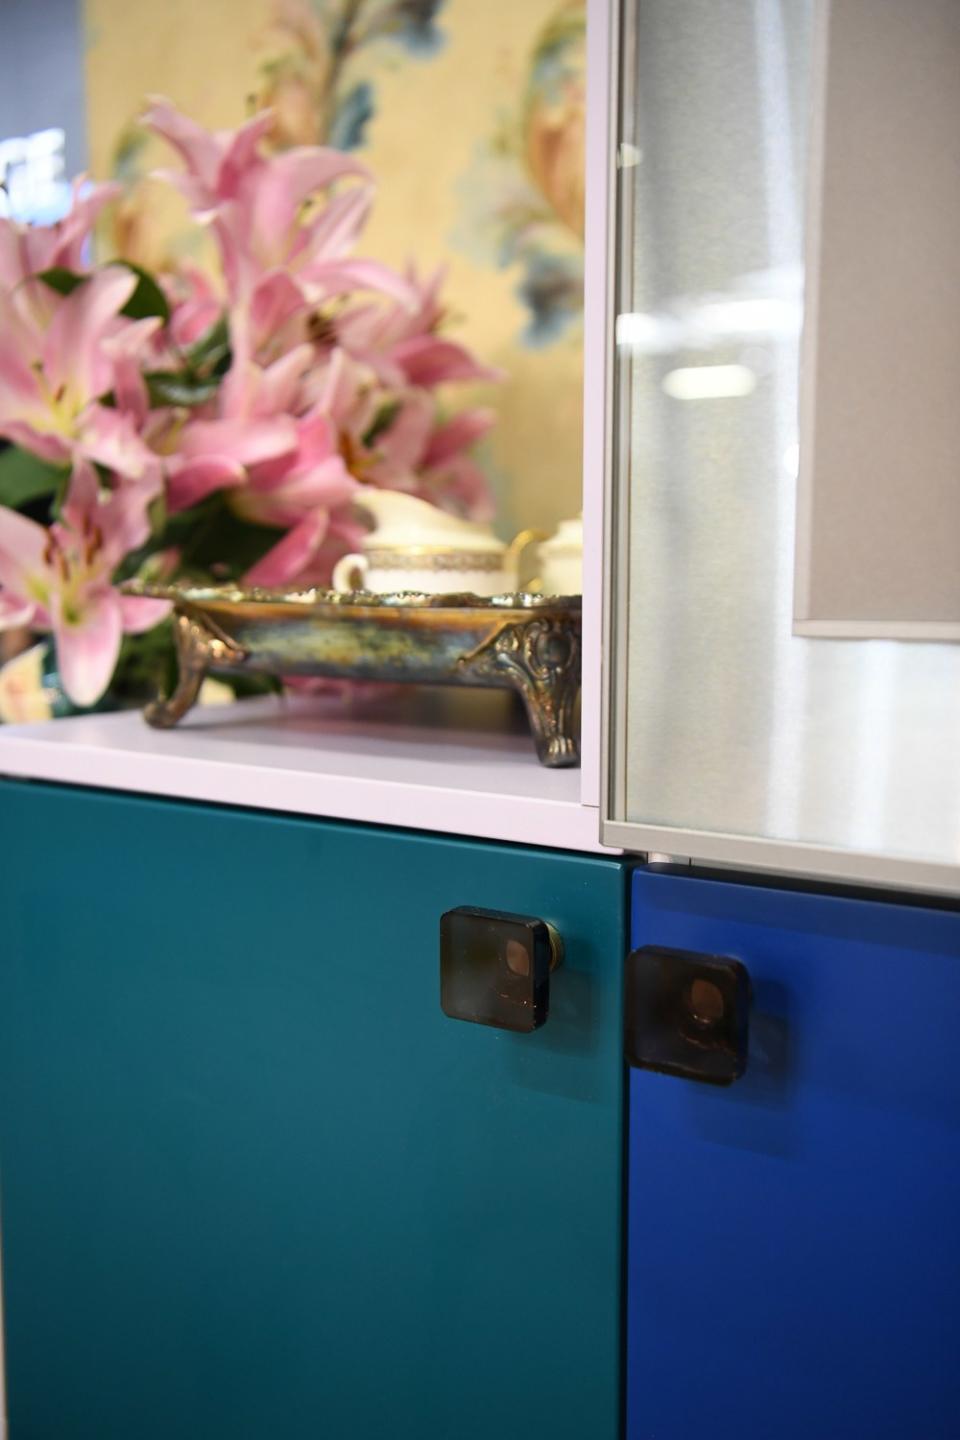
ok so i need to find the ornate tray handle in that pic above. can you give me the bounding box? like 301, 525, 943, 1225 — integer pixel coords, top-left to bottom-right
145, 612, 247, 730
458, 615, 580, 767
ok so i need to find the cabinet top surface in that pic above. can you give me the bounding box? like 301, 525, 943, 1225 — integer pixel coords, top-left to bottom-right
0, 693, 611, 855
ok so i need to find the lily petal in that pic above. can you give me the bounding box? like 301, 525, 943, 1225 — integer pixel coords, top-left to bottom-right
220, 345, 314, 420
170, 290, 223, 349
0, 592, 36, 629
102, 315, 162, 424
257, 345, 316, 414
45, 178, 123, 274
143, 97, 224, 188
295, 409, 338, 466
372, 391, 434, 472
0, 504, 49, 597
79, 405, 159, 481
240, 456, 357, 528
179, 416, 297, 467
60, 457, 101, 534
303, 258, 418, 309
249, 271, 307, 347
0, 221, 27, 293
0, 293, 42, 408
0, 421, 72, 467
252, 148, 369, 237
306, 185, 375, 259
245, 511, 330, 588
52, 587, 123, 708
0, 643, 52, 723
391, 336, 503, 387
423, 408, 496, 467
166, 454, 245, 512
424, 454, 495, 521
218, 109, 280, 195
44, 268, 138, 401
59, 459, 157, 566
271, 456, 356, 509
118, 595, 172, 634
150, 168, 213, 213
99, 479, 159, 560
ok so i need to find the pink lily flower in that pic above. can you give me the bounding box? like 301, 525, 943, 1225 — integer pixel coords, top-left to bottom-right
143, 99, 415, 330
337, 266, 502, 389
243, 392, 495, 593
0, 268, 160, 481
236, 407, 358, 529
363, 389, 436, 490
234, 355, 369, 588
390, 335, 502, 388
244, 511, 331, 589
419, 409, 497, 519
0, 460, 170, 706
367, 400, 496, 519
278, 346, 494, 515
245, 510, 366, 591
163, 345, 315, 512
337, 265, 447, 355
423, 408, 497, 467
228, 368, 360, 586
0, 177, 121, 290
298, 347, 379, 442
164, 263, 223, 350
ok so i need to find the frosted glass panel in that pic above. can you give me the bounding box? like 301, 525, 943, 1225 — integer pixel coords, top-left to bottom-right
607, 0, 960, 891
795, 0, 960, 640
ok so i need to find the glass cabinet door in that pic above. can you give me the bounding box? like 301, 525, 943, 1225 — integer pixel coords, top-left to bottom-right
602, 0, 960, 894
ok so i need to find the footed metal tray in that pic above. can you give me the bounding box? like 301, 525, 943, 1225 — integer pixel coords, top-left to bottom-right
123, 584, 582, 767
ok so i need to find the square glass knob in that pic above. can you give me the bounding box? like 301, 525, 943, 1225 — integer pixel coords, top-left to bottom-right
625, 945, 751, 1084
440, 907, 562, 1032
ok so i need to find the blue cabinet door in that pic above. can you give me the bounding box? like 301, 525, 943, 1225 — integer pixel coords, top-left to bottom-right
0, 781, 627, 1440
627, 870, 960, 1440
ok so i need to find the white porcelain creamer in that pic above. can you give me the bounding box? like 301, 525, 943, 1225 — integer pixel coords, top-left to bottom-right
536, 514, 583, 595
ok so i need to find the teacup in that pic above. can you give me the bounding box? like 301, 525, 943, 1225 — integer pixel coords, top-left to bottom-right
331, 491, 540, 597
332, 544, 519, 597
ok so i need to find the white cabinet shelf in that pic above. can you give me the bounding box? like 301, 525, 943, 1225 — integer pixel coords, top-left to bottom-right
0, 691, 611, 855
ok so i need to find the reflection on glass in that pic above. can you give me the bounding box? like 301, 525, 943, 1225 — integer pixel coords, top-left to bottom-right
612, 0, 960, 872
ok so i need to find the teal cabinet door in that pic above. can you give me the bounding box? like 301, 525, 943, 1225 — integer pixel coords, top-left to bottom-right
0, 782, 626, 1440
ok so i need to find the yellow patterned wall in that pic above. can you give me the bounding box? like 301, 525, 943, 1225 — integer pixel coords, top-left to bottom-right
83, 0, 585, 538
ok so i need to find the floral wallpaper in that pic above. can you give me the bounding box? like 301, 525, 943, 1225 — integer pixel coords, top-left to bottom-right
83, 0, 586, 535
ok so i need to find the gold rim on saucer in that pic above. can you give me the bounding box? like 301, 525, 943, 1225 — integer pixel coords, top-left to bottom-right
362, 548, 506, 571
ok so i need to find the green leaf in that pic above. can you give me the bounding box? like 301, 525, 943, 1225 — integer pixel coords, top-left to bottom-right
52, 466, 73, 516
116, 496, 282, 589
145, 372, 220, 408
148, 492, 167, 539
111, 617, 177, 702
184, 315, 231, 375
114, 262, 170, 324
0, 446, 67, 509
37, 262, 170, 324
36, 266, 84, 296
363, 399, 402, 447
176, 497, 283, 579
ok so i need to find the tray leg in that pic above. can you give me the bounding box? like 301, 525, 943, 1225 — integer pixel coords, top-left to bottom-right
144, 612, 241, 729
460, 616, 581, 767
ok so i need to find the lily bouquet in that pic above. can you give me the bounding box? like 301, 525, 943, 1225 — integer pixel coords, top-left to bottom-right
0, 100, 497, 713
